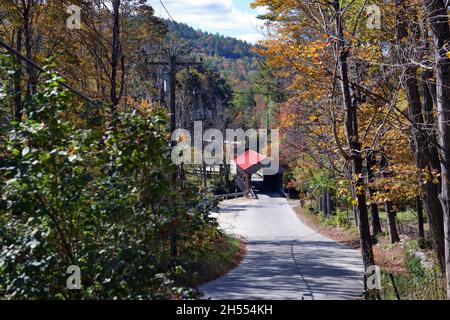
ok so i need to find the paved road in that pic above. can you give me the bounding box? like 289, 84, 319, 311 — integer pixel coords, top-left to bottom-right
201, 193, 364, 300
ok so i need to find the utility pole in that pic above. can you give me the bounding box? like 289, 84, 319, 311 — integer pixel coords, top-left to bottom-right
148, 55, 202, 131
168, 56, 178, 259
169, 56, 177, 133
148, 55, 202, 260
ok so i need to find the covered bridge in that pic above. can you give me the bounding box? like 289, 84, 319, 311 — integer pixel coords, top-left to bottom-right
234, 150, 271, 194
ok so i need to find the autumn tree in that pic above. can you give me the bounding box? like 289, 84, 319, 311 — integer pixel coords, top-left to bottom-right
420, 0, 450, 298
252, 0, 379, 274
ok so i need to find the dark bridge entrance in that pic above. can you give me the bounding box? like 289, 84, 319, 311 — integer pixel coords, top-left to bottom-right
259, 173, 283, 192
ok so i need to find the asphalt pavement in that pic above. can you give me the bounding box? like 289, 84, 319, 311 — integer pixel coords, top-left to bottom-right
201, 192, 365, 300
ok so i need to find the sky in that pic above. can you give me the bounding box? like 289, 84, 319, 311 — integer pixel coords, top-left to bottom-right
150, 0, 266, 43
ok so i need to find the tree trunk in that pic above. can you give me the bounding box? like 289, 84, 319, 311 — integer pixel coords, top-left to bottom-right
422, 66, 441, 175
320, 193, 325, 215
421, 0, 450, 298
417, 196, 425, 240
380, 153, 401, 243
367, 152, 383, 235
326, 191, 334, 217
350, 183, 359, 227
369, 202, 381, 235
323, 192, 331, 217
110, 0, 122, 112
333, 0, 374, 273
405, 63, 445, 269
14, 28, 23, 121
396, 0, 446, 270
319, 194, 323, 213
23, 0, 36, 95
385, 201, 400, 243
202, 161, 207, 188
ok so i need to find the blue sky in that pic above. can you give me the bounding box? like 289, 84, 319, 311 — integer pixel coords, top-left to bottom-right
150, 0, 266, 43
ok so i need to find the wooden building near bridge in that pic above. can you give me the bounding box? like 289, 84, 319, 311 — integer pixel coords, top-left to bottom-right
234, 150, 270, 194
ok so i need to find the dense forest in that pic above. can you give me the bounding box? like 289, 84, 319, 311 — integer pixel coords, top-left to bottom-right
0, 0, 253, 299
165, 20, 255, 60
1, 0, 450, 302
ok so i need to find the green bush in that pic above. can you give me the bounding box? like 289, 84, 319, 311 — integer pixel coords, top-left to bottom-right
212, 177, 235, 195
397, 208, 421, 223
0, 56, 219, 299
380, 241, 447, 300
324, 210, 351, 229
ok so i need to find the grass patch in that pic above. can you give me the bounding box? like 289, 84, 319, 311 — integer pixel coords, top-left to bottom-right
380, 240, 446, 300
293, 206, 360, 249
378, 208, 419, 224
177, 228, 245, 288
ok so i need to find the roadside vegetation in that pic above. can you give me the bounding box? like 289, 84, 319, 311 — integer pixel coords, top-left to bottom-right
254, 0, 450, 299
0, 57, 244, 299
179, 231, 245, 290
0, 0, 253, 300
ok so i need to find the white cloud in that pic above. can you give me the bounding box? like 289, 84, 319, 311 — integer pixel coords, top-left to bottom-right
150, 0, 265, 43
235, 33, 263, 43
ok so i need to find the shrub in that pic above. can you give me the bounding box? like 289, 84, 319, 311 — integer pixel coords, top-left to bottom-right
212, 177, 235, 195
324, 210, 351, 229
380, 241, 447, 300
0, 57, 219, 299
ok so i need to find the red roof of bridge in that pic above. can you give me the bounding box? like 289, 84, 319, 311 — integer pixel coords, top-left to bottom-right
234, 150, 267, 171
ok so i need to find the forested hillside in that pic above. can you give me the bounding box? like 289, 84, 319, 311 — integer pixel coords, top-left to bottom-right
165, 20, 255, 60
165, 20, 261, 96
163, 19, 272, 130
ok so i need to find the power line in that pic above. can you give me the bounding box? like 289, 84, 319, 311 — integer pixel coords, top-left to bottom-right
158, 0, 177, 23
156, 0, 203, 56
179, 88, 291, 97
0, 38, 94, 104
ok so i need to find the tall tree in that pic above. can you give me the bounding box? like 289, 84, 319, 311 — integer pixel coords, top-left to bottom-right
366, 151, 383, 235
395, 0, 445, 269
421, 0, 450, 298
332, 0, 375, 270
